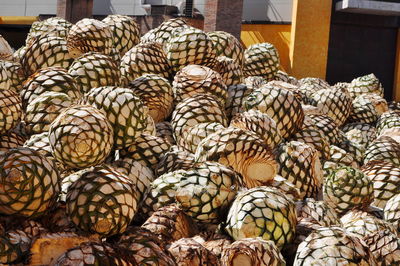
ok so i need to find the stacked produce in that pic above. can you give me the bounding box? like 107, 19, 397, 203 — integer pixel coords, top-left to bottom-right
0, 15, 399, 265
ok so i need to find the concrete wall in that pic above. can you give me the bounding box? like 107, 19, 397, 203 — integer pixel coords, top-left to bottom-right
0, 0, 293, 21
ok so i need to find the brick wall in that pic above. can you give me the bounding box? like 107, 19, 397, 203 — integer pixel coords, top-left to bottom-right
204, 0, 243, 39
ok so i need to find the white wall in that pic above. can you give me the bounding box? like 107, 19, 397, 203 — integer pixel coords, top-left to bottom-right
0, 0, 293, 21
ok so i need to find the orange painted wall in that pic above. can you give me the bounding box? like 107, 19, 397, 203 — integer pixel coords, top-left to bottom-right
241, 24, 291, 73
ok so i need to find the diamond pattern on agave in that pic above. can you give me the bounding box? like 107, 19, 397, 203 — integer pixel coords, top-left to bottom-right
214, 56, 243, 87
26, 17, 72, 46
361, 160, 400, 209
68, 52, 121, 94
173, 64, 228, 106
120, 42, 173, 85
67, 18, 114, 59
49, 105, 114, 169
166, 27, 217, 72
243, 43, 280, 81
195, 127, 278, 188
175, 161, 239, 224
80, 86, 148, 148
129, 74, 174, 123
221, 238, 286, 266
323, 166, 374, 215
102, 15, 140, 56
230, 109, 282, 150
0, 89, 22, 134
0, 147, 60, 218
20, 67, 81, 110
171, 94, 228, 144
347, 73, 384, 99
21, 36, 73, 76
66, 165, 137, 237
225, 186, 297, 249
294, 227, 377, 265
179, 122, 225, 153
244, 84, 304, 138
277, 141, 323, 199
25, 91, 73, 135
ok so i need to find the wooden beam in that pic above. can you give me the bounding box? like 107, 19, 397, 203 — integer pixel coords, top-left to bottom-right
57, 0, 93, 24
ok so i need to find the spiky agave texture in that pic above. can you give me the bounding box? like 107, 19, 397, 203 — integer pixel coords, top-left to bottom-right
348, 94, 388, 124
244, 84, 304, 138
376, 110, 400, 136
142, 204, 199, 246
384, 193, 400, 224
0, 61, 25, 92
119, 134, 172, 170
207, 31, 244, 67
25, 91, 73, 135
0, 147, 60, 218
0, 89, 22, 134
294, 227, 377, 265
225, 186, 297, 249
0, 34, 13, 61
309, 88, 352, 127
155, 147, 196, 176
171, 94, 228, 143
195, 127, 278, 188
307, 114, 344, 145
54, 242, 136, 265
225, 83, 252, 119
26, 17, 72, 46
66, 165, 137, 237
142, 170, 187, 217
120, 42, 173, 85
347, 73, 384, 98
364, 136, 400, 167
364, 229, 400, 265
149, 18, 188, 45
0, 131, 26, 154
49, 105, 114, 169
361, 160, 400, 209
129, 74, 174, 123
243, 42, 280, 80
214, 56, 243, 87
20, 67, 81, 110
291, 116, 331, 160
173, 64, 228, 106
221, 238, 286, 266
102, 14, 140, 56
68, 52, 121, 94
277, 141, 323, 199
179, 122, 225, 153
67, 18, 114, 58
175, 161, 239, 224
80, 86, 149, 148
117, 227, 176, 265
111, 157, 155, 203
296, 198, 340, 227
165, 27, 217, 72
21, 36, 73, 76
340, 210, 398, 239
323, 166, 374, 215
342, 122, 377, 148
230, 109, 282, 150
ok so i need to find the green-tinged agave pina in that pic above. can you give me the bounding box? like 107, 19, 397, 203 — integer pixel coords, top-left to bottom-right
49, 105, 114, 169
225, 186, 297, 249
